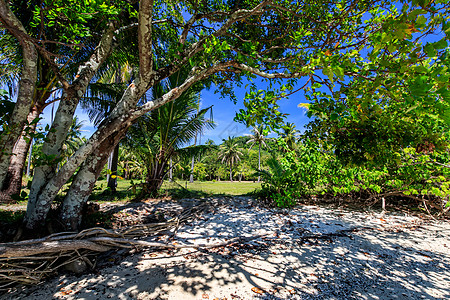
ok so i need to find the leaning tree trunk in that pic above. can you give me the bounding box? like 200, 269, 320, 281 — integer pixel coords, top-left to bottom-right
59, 131, 126, 230
25, 88, 81, 228
23, 0, 213, 230
0, 109, 39, 203
107, 144, 120, 193
0, 1, 38, 190
25, 23, 117, 231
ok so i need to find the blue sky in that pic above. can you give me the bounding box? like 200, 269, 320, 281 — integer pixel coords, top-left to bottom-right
199, 81, 311, 144
36, 78, 312, 145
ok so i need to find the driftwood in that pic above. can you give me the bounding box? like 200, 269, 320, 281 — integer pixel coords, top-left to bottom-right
0, 203, 212, 290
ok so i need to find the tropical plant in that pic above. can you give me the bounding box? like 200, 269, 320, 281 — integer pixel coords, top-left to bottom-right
125, 70, 215, 196
218, 137, 243, 182
2, 0, 448, 231
61, 117, 86, 159
246, 126, 269, 182
280, 122, 299, 151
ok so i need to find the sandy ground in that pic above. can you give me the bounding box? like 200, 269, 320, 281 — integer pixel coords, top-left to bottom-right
2, 197, 450, 300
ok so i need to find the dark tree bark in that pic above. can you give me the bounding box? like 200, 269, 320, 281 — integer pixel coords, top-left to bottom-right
0, 109, 39, 203
107, 144, 120, 193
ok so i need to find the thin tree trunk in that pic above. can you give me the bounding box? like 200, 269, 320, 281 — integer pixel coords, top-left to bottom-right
189, 155, 195, 183
125, 161, 129, 179
169, 158, 173, 182
229, 165, 233, 182
59, 131, 126, 230
107, 144, 119, 193
258, 143, 261, 183
26, 138, 33, 177
189, 132, 197, 183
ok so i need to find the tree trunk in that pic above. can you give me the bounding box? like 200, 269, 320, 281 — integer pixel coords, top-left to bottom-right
168, 158, 173, 182
59, 131, 126, 230
124, 161, 129, 179
145, 158, 166, 196
26, 89, 80, 229
107, 144, 119, 193
26, 138, 33, 177
189, 134, 197, 183
258, 143, 261, 183
229, 165, 233, 182
0, 1, 37, 190
189, 155, 195, 183
0, 109, 39, 203
25, 24, 117, 231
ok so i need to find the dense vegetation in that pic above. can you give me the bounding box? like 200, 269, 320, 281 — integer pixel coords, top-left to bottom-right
0, 0, 449, 236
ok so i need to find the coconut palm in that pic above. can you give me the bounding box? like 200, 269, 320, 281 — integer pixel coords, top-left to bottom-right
63, 117, 86, 156
246, 125, 269, 182
125, 69, 215, 195
280, 122, 299, 151
219, 137, 243, 182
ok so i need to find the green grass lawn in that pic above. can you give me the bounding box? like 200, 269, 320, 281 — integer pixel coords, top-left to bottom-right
162, 180, 262, 196
89, 178, 261, 201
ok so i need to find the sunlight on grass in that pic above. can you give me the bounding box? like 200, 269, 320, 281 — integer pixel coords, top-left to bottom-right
162, 180, 262, 196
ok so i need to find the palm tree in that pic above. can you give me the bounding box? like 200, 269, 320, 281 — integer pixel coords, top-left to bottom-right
219, 137, 243, 182
63, 117, 86, 156
80, 60, 134, 193
125, 70, 215, 195
246, 126, 268, 182
280, 122, 299, 151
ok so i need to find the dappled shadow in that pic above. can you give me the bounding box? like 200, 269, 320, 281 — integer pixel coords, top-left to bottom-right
3, 198, 450, 299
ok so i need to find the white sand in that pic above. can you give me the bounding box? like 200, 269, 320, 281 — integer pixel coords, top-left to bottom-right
3, 197, 450, 299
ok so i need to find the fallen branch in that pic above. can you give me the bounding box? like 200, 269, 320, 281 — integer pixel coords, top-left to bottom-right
0, 203, 210, 290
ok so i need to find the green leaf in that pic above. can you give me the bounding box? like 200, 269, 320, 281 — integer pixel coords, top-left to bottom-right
423, 43, 437, 57
330, 112, 339, 120
416, 15, 427, 27
323, 68, 334, 81
433, 38, 448, 50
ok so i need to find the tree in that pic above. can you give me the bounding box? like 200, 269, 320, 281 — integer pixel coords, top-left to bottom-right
61, 117, 85, 159
246, 125, 268, 182
1, 0, 448, 231
123, 70, 215, 198
219, 137, 243, 182
280, 122, 299, 151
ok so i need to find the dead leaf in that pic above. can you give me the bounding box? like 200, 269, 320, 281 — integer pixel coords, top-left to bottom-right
60, 290, 72, 295
202, 293, 209, 299
289, 289, 296, 294
324, 49, 332, 56
251, 287, 264, 294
